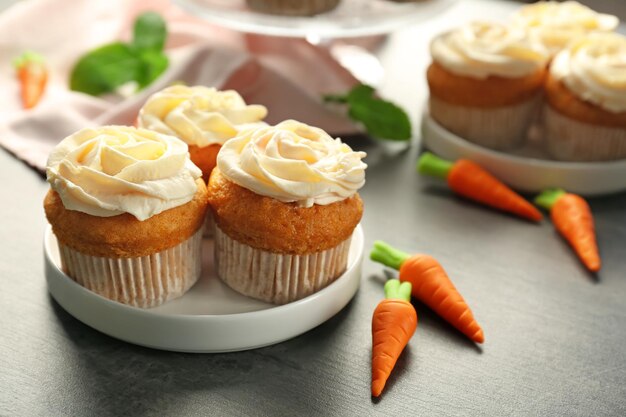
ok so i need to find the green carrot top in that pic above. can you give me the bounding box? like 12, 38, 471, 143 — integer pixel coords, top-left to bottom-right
13, 51, 45, 68
384, 279, 412, 302
370, 241, 410, 271
535, 188, 567, 211
417, 152, 454, 179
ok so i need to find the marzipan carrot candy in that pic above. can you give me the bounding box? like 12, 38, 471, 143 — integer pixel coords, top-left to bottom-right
14, 51, 48, 109
371, 241, 484, 344
535, 188, 601, 272
371, 279, 417, 397
418, 152, 542, 222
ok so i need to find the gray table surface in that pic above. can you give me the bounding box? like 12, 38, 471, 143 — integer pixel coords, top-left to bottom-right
1, 1, 625, 416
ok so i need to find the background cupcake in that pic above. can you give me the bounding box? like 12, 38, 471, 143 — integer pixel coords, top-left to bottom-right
45, 126, 208, 308
511, 1, 619, 57
427, 21, 549, 150
208, 120, 366, 304
246, 0, 340, 16
543, 32, 626, 162
138, 85, 268, 182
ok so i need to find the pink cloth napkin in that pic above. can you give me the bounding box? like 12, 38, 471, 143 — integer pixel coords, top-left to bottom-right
0, 0, 359, 172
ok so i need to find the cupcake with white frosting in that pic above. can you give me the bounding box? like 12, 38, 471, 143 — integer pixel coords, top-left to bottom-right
544, 32, 626, 161
207, 120, 366, 304
44, 126, 208, 308
511, 1, 619, 57
427, 21, 549, 150
138, 85, 268, 182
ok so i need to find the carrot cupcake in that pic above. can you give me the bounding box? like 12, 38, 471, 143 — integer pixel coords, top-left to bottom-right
511, 1, 619, 57
427, 21, 549, 150
544, 33, 626, 162
208, 120, 366, 304
138, 85, 268, 183
44, 126, 208, 308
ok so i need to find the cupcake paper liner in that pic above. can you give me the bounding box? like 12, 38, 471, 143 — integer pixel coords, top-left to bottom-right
429, 94, 541, 150
215, 226, 351, 304
543, 106, 626, 162
58, 227, 203, 308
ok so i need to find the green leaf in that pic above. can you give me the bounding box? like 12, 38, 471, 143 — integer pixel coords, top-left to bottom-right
136, 49, 169, 88
348, 97, 412, 141
346, 84, 375, 102
133, 11, 167, 52
70, 43, 143, 95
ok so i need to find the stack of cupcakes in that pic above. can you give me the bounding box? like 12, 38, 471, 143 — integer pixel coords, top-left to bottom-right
426, 1, 625, 162
45, 86, 367, 308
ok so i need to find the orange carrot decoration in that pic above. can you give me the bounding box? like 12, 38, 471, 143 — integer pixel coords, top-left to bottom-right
535, 189, 601, 272
14, 51, 48, 109
371, 279, 417, 397
370, 241, 484, 344
418, 152, 542, 222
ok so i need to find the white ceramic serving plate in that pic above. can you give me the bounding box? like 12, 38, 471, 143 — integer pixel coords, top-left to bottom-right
421, 112, 626, 196
44, 225, 363, 353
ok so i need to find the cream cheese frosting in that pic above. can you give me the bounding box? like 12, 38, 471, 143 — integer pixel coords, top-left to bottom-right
138, 85, 268, 148
431, 21, 549, 79
512, 1, 619, 56
551, 32, 626, 114
217, 120, 367, 207
46, 126, 202, 221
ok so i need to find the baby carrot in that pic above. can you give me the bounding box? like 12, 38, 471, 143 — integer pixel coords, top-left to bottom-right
418, 152, 542, 222
371, 279, 418, 397
14, 51, 48, 109
535, 189, 601, 272
371, 241, 484, 344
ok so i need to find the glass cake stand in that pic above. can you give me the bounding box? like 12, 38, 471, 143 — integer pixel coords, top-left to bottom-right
174, 0, 457, 38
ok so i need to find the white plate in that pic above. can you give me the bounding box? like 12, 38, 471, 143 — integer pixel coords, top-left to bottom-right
44, 225, 363, 353
174, 0, 457, 38
421, 113, 626, 196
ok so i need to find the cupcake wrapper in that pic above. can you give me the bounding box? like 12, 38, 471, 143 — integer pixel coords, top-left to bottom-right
429, 94, 541, 150
58, 227, 203, 308
543, 106, 626, 162
215, 226, 351, 304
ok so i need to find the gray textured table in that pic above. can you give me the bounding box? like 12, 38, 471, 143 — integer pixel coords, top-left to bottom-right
1, 1, 625, 416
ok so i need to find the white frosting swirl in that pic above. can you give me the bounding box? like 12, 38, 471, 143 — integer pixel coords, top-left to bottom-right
138, 85, 268, 148
512, 1, 619, 56
551, 33, 626, 113
431, 21, 549, 79
46, 126, 202, 221
217, 120, 367, 207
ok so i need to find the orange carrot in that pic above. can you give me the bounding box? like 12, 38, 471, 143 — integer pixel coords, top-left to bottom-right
371, 279, 417, 397
535, 189, 601, 272
371, 241, 484, 344
418, 152, 542, 222
14, 51, 48, 109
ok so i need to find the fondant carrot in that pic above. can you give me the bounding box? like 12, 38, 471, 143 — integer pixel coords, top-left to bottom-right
14, 51, 48, 109
371, 241, 484, 344
371, 279, 418, 397
535, 189, 601, 272
418, 152, 542, 222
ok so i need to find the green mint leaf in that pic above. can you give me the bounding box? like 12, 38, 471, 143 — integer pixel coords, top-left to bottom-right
348, 97, 412, 141
346, 84, 375, 102
136, 49, 169, 88
133, 11, 167, 52
70, 43, 142, 95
